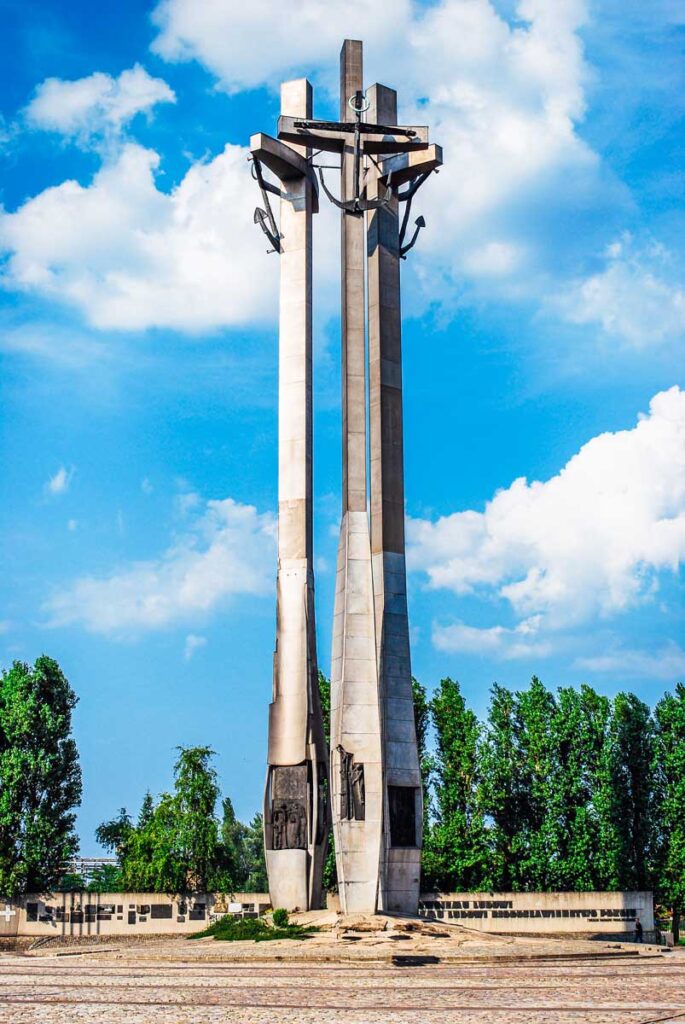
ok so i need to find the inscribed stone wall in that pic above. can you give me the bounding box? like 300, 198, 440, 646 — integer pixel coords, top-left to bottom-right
418, 891, 655, 940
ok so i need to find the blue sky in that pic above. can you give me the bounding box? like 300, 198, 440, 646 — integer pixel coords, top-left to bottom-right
1, 0, 684, 853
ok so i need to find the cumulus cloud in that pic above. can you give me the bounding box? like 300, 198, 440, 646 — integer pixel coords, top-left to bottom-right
151, 0, 604, 305
151, 0, 409, 93
0, 0, 610, 332
408, 387, 685, 648
555, 235, 685, 347
45, 465, 74, 496
0, 143, 277, 331
45, 497, 276, 635
25, 64, 175, 144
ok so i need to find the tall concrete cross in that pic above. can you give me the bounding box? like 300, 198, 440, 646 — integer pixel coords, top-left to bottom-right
250, 79, 328, 913
251, 40, 442, 915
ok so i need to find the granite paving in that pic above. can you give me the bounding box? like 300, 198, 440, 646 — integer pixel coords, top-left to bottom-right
1, 924, 683, 1023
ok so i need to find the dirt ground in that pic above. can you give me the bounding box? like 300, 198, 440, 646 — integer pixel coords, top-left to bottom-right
1, 915, 683, 1023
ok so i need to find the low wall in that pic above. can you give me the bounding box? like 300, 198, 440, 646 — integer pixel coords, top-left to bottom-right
418, 891, 655, 941
1, 890, 655, 942
0, 892, 270, 940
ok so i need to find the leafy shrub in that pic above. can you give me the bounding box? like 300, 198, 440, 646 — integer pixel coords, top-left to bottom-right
272, 908, 289, 927
189, 914, 316, 942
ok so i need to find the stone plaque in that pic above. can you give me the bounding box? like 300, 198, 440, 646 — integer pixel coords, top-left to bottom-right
150, 904, 172, 920
272, 765, 307, 801
389, 785, 417, 847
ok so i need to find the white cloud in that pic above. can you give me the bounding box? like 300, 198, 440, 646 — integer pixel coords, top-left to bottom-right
184, 633, 207, 660
67, 519, 78, 532
25, 64, 175, 143
151, 0, 410, 93
557, 235, 685, 347
141, 478, 154, 495
45, 497, 276, 635
0, 1, 617, 332
151, 0, 603, 304
575, 642, 685, 681
45, 465, 74, 496
433, 616, 552, 660
0, 143, 277, 331
409, 387, 685, 640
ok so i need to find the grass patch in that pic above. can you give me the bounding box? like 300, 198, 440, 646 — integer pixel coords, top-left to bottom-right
189, 915, 318, 942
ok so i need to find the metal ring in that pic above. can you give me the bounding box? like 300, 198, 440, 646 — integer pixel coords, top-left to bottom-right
348, 92, 370, 114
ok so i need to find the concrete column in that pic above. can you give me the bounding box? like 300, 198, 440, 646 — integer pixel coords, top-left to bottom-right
264, 78, 328, 912
340, 38, 367, 516
330, 40, 383, 915
367, 85, 423, 915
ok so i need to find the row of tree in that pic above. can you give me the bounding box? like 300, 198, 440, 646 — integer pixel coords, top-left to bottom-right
413, 676, 685, 940
1, 658, 683, 938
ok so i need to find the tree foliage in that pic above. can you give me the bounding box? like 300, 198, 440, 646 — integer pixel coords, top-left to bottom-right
96, 747, 266, 895
654, 683, 685, 941
422, 678, 491, 891
318, 671, 337, 893
420, 671, 678, 937
0, 657, 82, 895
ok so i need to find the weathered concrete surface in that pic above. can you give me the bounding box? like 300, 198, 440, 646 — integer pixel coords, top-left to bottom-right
331, 39, 384, 917
367, 82, 422, 916
255, 76, 328, 911
1, 927, 682, 1024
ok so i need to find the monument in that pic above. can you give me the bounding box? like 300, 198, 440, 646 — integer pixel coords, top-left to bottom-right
251, 40, 442, 914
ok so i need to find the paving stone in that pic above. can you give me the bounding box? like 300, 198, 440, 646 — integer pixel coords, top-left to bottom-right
1, 930, 683, 1023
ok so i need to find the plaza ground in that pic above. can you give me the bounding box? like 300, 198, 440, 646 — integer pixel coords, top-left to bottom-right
1, 917, 684, 1023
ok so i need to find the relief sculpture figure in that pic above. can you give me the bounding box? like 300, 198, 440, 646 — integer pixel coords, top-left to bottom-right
337, 745, 353, 820
351, 762, 365, 821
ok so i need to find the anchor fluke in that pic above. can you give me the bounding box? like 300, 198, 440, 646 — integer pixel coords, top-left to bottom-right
254, 206, 282, 254
400, 215, 426, 259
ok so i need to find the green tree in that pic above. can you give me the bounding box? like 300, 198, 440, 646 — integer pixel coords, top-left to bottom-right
87, 863, 124, 892
56, 871, 86, 892
0, 657, 82, 895
318, 671, 337, 892
480, 684, 526, 890
548, 685, 611, 890
212, 796, 249, 891
243, 813, 268, 892
424, 678, 491, 891
604, 692, 659, 891
412, 676, 432, 811
121, 791, 183, 892
95, 808, 133, 857
97, 747, 222, 894
173, 746, 220, 891
318, 671, 330, 745
515, 676, 558, 890
654, 683, 685, 942
138, 791, 155, 828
